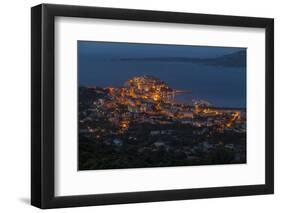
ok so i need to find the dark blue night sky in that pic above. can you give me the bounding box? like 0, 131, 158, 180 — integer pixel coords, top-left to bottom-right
78, 41, 246, 108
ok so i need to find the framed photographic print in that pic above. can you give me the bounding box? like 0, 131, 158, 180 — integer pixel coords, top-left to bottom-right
31, 3, 274, 209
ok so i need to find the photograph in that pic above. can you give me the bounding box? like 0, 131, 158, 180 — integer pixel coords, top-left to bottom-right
78, 41, 247, 170
30, 3, 274, 209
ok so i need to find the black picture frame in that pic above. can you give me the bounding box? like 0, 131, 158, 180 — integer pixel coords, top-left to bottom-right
31, 3, 274, 209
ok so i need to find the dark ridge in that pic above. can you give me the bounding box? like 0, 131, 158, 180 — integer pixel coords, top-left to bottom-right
116, 50, 246, 67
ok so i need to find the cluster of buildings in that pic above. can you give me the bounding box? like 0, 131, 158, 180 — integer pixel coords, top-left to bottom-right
79, 75, 246, 165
